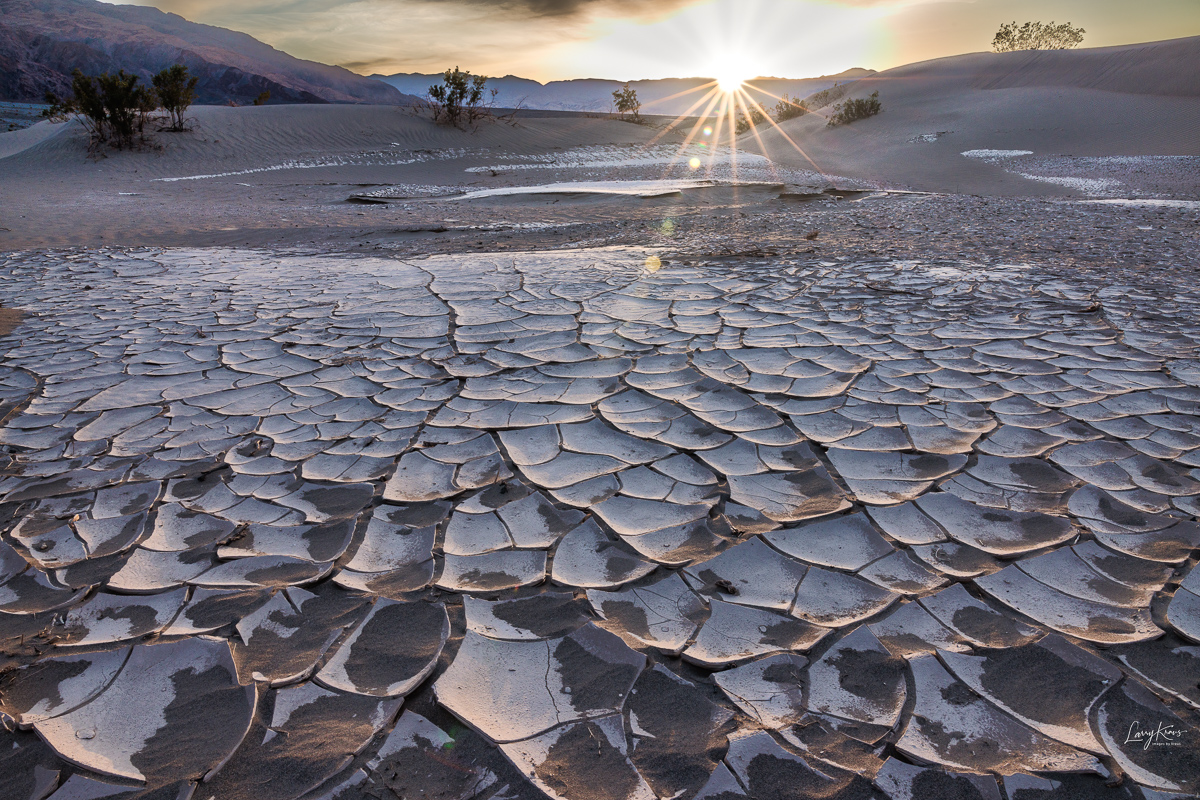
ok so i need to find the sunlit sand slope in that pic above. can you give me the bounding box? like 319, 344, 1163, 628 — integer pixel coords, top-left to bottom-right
752, 36, 1200, 195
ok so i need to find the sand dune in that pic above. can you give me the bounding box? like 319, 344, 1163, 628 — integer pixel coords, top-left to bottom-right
0, 105, 685, 180
7, 37, 1197, 200
2, 37, 1197, 250
0, 105, 723, 247
749, 36, 1200, 195
966, 36, 1200, 96
0, 116, 64, 160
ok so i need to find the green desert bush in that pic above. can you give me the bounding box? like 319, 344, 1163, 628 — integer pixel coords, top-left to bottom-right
773, 93, 808, 122
99, 70, 156, 146
44, 64, 200, 148
734, 105, 767, 134
44, 69, 155, 149
827, 91, 881, 127
993, 21, 1085, 52
428, 67, 496, 128
153, 64, 198, 131
612, 83, 641, 122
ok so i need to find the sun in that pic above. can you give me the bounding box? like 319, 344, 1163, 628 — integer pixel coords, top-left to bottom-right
716, 70, 748, 94
710, 53, 753, 94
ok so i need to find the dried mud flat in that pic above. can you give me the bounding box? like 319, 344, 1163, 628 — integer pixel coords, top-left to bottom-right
0, 205, 1199, 800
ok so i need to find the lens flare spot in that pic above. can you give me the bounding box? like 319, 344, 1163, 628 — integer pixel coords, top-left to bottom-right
688, 157, 701, 170
703, 126, 713, 136
644, 255, 662, 271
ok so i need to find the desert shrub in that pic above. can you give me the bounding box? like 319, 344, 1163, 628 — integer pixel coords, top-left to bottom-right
254, 90, 271, 106
773, 93, 808, 122
993, 21, 1085, 52
97, 71, 156, 146
153, 64, 198, 131
41, 74, 100, 135
612, 83, 641, 122
428, 67, 496, 128
827, 91, 881, 127
734, 105, 767, 134
44, 69, 155, 149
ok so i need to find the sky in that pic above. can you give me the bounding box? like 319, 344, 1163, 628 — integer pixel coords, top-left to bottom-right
111, 0, 1200, 82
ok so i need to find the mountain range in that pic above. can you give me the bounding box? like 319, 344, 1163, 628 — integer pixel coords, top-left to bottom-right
0, 0, 414, 105
370, 70, 876, 116
0, 0, 872, 112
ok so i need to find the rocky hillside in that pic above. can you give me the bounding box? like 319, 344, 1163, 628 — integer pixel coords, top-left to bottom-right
0, 0, 415, 105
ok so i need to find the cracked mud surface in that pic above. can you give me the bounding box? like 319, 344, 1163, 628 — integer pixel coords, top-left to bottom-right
1, 230, 1198, 800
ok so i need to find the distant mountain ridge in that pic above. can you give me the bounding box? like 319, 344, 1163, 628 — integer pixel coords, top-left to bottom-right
0, 0, 415, 105
371, 69, 877, 116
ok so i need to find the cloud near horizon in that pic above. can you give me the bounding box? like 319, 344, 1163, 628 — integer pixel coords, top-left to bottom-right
133, 0, 697, 22
113, 0, 1200, 81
